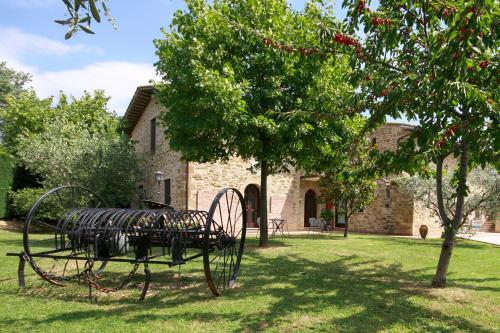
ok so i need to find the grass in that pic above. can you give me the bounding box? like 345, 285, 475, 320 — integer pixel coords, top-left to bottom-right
0, 226, 498, 333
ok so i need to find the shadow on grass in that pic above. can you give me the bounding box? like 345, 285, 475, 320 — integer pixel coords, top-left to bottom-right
2, 238, 496, 333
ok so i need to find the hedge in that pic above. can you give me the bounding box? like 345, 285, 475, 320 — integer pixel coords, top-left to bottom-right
0, 149, 14, 218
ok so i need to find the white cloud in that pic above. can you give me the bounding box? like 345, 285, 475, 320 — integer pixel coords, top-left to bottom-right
31, 61, 156, 115
0, 26, 156, 115
0, 26, 102, 59
0, 0, 59, 8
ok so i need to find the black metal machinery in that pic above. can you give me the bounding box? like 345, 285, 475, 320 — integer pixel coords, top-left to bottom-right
8, 185, 246, 300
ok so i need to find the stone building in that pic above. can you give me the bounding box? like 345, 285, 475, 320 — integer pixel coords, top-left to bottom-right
124, 86, 445, 237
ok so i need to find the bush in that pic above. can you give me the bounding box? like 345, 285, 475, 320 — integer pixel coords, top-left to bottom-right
9, 187, 56, 221
0, 149, 14, 218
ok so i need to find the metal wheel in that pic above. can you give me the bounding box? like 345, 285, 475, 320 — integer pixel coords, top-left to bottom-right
203, 188, 246, 296
23, 185, 105, 286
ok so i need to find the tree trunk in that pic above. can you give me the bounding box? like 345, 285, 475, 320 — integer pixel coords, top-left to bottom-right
431, 228, 455, 287
344, 206, 350, 238
259, 160, 268, 247
431, 143, 468, 288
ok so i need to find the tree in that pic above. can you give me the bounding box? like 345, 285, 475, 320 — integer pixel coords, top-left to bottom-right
305, 115, 377, 237
14, 91, 141, 208
0, 62, 30, 109
394, 166, 500, 231
324, 0, 499, 287
154, 0, 353, 246
0, 91, 56, 154
0, 62, 31, 150
55, 0, 115, 39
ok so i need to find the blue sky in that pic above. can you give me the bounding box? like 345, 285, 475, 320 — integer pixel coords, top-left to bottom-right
0, 0, 348, 115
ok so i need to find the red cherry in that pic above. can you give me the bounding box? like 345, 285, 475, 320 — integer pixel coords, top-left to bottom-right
358, 1, 366, 13
479, 60, 489, 69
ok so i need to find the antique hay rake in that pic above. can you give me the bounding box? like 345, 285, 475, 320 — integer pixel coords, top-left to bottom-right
7, 185, 246, 300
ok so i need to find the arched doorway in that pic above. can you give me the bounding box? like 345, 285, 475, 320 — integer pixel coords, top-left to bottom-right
304, 190, 317, 227
244, 184, 260, 228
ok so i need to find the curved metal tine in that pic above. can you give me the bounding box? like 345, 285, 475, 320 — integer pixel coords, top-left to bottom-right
56, 208, 81, 251
113, 209, 136, 256
71, 208, 98, 253
146, 210, 158, 256
128, 209, 156, 258
97, 208, 124, 257
152, 210, 166, 256
105, 209, 131, 255
104, 208, 128, 257
119, 209, 144, 257
94, 260, 108, 275
87, 208, 110, 255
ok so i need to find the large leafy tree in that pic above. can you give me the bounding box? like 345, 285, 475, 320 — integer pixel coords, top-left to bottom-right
315, 0, 499, 287
154, 0, 353, 246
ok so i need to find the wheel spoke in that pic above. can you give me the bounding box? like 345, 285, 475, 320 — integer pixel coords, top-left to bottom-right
228, 243, 235, 282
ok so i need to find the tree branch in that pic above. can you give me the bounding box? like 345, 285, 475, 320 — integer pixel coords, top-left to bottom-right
436, 156, 452, 225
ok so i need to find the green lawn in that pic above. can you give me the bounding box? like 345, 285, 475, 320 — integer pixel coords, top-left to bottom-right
0, 227, 498, 333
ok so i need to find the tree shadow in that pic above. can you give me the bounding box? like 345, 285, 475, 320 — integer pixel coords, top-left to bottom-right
3, 239, 496, 332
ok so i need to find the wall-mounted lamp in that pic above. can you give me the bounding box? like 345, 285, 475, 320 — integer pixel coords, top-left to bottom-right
154, 171, 164, 185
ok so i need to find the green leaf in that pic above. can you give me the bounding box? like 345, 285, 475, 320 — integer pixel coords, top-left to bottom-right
79, 24, 95, 34
89, 0, 101, 23
64, 30, 74, 40
54, 19, 71, 25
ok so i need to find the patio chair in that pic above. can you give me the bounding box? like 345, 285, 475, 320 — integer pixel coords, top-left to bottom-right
255, 217, 260, 238
308, 218, 321, 235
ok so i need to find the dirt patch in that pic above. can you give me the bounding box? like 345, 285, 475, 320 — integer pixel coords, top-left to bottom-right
0, 220, 24, 232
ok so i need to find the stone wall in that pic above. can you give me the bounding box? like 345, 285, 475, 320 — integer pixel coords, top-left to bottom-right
347, 179, 414, 235
130, 98, 187, 210
369, 123, 415, 152
189, 158, 305, 230
344, 123, 417, 236
130, 100, 425, 235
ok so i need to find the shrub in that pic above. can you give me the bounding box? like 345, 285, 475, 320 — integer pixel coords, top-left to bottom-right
9, 187, 58, 221
0, 149, 14, 218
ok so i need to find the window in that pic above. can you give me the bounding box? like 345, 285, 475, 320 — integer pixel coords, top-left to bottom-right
164, 179, 171, 205
150, 117, 156, 153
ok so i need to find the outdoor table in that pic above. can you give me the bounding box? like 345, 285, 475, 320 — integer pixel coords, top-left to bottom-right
270, 218, 289, 238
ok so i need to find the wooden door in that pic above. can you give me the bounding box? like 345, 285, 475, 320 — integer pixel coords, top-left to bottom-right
244, 184, 260, 228
304, 190, 317, 227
